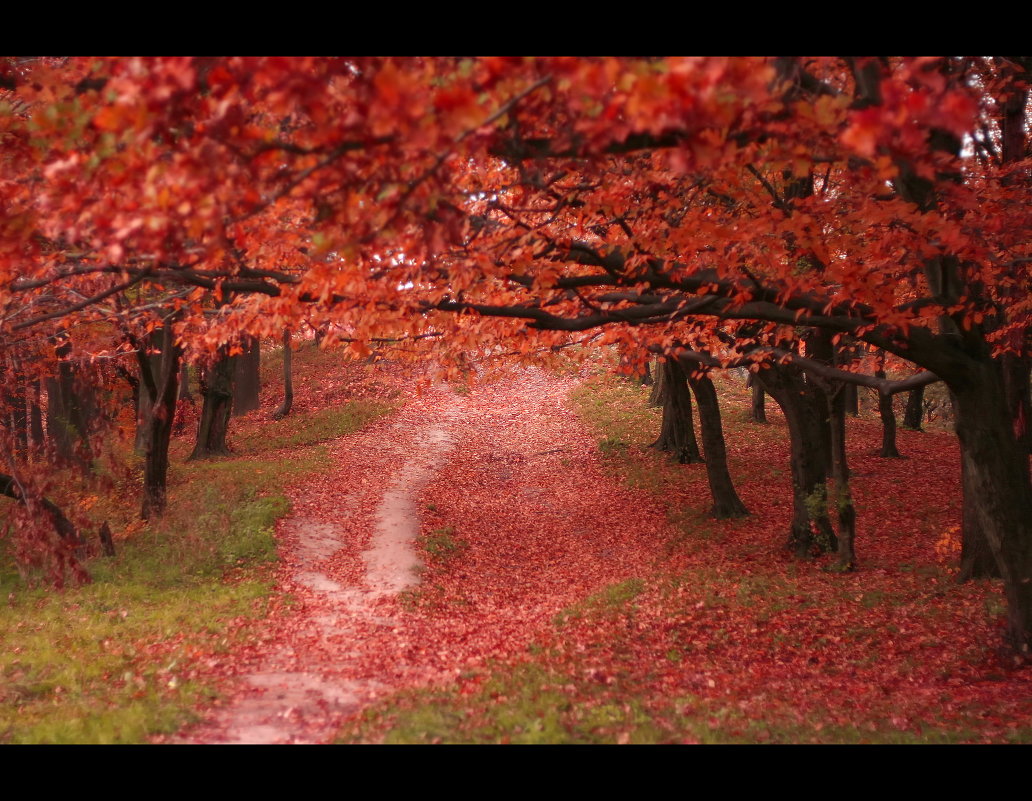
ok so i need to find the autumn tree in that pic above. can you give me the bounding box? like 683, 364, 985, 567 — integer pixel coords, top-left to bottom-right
412, 57, 1031, 649
1, 56, 1029, 653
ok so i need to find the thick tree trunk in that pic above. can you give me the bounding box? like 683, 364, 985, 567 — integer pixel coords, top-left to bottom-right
687, 372, 749, 519
273, 328, 294, 420
903, 386, 925, 431
748, 374, 767, 423
231, 337, 260, 417
875, 370, 902, 458
1002, 354, 1031, 455
651, 359, 702, 464
951, 365, 1032, 653
178, 363, 193, 401
137, 323, 181, 519
958, 455, 1000, 581
807, 331, 836, 475
46, 340, 93, 467
647, 359, 666, 408
133, 347, 156, 454
190, 346, 233, 460
755, 365, 836, 557
844, 384, 859, 417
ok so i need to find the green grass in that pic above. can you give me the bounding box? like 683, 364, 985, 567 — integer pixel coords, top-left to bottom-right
0, 448, 322, 744
338, 662, 669, 745
422, 527, 467, 562
237, 400, 394, 453
554, 578, 645, 627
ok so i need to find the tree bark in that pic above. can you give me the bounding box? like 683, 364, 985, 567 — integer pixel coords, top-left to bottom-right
28, 379, 44, 458
190, 346, 233, 460
806, 330, 837, 475
651, 359, 702, 464
827, 387, 856, 571
4, 361, 29, 460
639, 358, 653, 387
687, 372, 749, 519
98, 521, 116, 558
1002, 354, 1032, 455
951, 364, 1032, 652
748, 374, 767, 423
273, 328, 294, 420
231, 337, 261, 417
844, 383, 859, 417
755, 364, 837, 557
177, 363, 193, 401
875, 369, 902, 458
136, 322, 181, 519
647, 358, 666, 408
903, 386, 925, 431
958, 455, 1000, 581
46, 340, 94, 468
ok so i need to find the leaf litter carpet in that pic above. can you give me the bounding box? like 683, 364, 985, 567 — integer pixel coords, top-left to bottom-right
175, 369, 667, 743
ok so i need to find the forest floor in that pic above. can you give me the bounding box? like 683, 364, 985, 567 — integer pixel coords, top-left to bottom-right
173, 365, 672, 743
5, 345, 1031, 743
173, 355, 1032, 744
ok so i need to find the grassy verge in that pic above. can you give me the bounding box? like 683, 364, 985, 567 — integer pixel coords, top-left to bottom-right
0, 349, 396, 744
237, 401, 392, 454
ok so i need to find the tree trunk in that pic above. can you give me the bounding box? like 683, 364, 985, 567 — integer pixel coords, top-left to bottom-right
755, 365, 836, 557
137, 322, 181, 519
875, 370, 902, 458
190, 346, 233, 460
231, 337, 260, 417
903, 386, 925, 431
647, 358, 666, 408
651, 359, 702, 464
640, 358, 653, 387
748, 374, 767, 423
133, 345, 157, 454
687, 372, 749, 519
807, 330, 836, 475
273, 328, 294, 420
28, 379, 44, 458
827, 387, 856, 571
4, 362, 29, 460
958, 454, 1000, 581
178, 363, 193, 401
1002, 354, 1032, 455
951, 365, 1032, 653
844, 384, 859, 417
46, 340, 93, 467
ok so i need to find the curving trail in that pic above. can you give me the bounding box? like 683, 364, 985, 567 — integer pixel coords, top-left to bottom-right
175, 369, 667, 744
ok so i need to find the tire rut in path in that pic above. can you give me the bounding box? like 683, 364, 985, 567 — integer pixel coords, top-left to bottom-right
176, 388, 464, 744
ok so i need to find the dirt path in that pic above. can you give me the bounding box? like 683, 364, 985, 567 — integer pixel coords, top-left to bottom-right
175, 369, 666, 744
